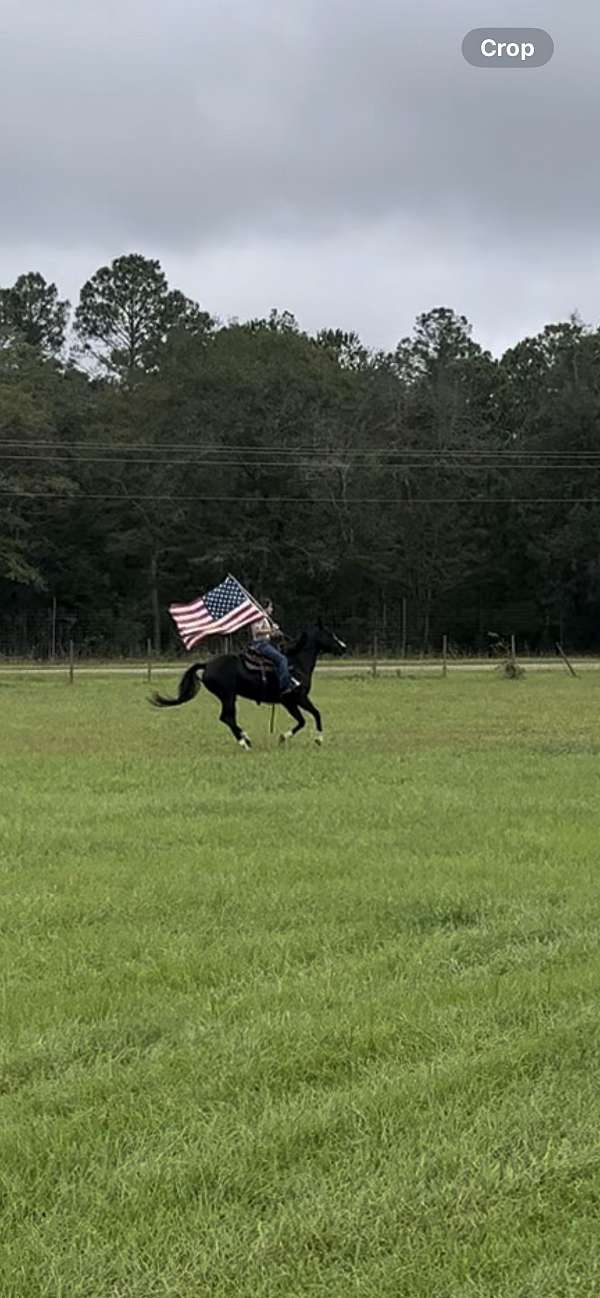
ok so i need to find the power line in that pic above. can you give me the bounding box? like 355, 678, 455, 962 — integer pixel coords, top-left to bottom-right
1, 492, 598, 503
4, 438, 600, 458
4, 451, 600, 470
3, 454, 600, 470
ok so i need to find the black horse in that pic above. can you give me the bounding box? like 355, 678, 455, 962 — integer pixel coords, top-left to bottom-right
151, 620, 346, 748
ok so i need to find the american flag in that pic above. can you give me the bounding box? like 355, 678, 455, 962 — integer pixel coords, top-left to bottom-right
169, 575, 262, 650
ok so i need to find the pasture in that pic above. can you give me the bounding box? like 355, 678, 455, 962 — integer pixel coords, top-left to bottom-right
1, 669, 600, 1297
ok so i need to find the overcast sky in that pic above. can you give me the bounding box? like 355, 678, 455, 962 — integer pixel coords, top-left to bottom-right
1, 0, 599, 356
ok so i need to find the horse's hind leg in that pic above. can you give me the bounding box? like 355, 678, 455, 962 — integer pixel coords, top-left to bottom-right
219, 696, 251, 748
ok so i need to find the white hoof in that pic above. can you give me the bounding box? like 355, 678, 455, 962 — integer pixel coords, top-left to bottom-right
279, 730, 294, 745
238, 736, 251, 750
315, 734, 323, 746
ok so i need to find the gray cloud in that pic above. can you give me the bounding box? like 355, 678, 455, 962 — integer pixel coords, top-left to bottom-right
1, 0, 599, 353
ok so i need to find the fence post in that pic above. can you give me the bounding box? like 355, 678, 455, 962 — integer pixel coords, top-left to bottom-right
510, 634, 516, 664
556, 642, 577, 678
50, 596, 57, 662
147, 638, 152, 685
372, 634, 378, 677
68, 640, 74, 685
442, 634, 448, 677
401, 598, 407, 659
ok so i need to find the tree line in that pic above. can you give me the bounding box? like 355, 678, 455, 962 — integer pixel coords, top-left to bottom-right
1, 253, 600, 656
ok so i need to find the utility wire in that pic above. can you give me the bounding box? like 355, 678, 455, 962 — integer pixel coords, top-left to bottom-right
4, 439, 600, 458
3, 452, 600, 469
1, 492, 599, 504
3, 457, 600, 470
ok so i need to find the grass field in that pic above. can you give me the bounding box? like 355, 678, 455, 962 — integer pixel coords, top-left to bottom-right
2, 669, 600, 1297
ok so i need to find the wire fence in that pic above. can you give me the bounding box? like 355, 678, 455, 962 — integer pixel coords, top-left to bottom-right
0, 601, 584, 664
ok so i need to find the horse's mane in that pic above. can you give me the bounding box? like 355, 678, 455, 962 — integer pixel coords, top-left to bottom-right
285, 628, 308, 657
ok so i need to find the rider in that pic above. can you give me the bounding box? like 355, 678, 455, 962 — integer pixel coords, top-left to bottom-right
249, 599, 299, 695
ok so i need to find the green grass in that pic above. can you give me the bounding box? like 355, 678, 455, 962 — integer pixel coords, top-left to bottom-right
2, 670, 600, 1297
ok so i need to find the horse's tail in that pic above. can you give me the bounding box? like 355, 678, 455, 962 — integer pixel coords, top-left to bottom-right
150, 662, 205, 708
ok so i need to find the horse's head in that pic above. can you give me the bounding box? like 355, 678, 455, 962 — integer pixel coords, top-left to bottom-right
314, 618, 347, 656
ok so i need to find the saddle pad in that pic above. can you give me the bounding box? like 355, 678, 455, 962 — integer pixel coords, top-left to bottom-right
241, 648, 275, 675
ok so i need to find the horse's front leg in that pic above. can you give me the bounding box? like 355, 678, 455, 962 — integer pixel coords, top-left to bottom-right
298, 695, 323, 745
279, 699, 305, 744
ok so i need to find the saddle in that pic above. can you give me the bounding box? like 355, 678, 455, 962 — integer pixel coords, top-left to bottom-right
240, 646, 303, 707
240, 646, 277, 682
